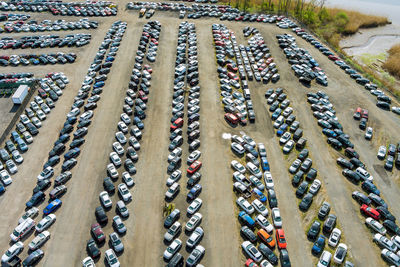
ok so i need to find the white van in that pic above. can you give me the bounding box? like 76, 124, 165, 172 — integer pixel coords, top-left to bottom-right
10, 218, 35, 242
356, 167, 373, 182
243, 89, 251, 100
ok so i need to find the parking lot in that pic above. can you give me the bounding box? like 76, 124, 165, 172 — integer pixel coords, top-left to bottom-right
1, 1, 400, 266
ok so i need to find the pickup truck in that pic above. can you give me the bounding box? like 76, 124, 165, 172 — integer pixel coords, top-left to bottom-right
233, 182, 251, 199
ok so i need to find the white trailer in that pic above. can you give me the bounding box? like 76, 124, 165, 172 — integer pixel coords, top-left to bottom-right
12, 85, 29, 104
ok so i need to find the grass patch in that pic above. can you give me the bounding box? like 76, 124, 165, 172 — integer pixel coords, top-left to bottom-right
383, 43, 400, 79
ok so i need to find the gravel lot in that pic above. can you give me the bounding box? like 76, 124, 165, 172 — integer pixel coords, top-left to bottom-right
0, 3, 400, 266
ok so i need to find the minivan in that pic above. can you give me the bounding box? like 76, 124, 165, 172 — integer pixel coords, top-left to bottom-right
356, 167, 373, 182
10, 218, 35, 242
167, 252, 184, 267
293, 129, 303, 141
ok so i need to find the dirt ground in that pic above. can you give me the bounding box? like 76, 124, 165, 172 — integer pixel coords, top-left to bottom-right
0, 3, 400, 267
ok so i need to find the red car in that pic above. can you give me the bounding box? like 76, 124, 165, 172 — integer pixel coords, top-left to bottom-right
187, 160, 202, 175
138, 90, 148, 102
228, 72, 239, 81
227, 63, 238, 72
361, 109, 369, 120
170, 118, 184, 131
38, 88, 47, 98
360, 204, 380, 220
224, 113, 238, 125
276, 229, 287, 249
91, 223, 105, 243
328, 55, 339, 61
245, 259, 259, 267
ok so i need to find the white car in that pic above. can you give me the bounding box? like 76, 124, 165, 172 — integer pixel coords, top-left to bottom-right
80, 110, 93, 121
20, 114, 30, 125
231, 160, 245, 174
12, 150, 23, 164
120, 113, 131, 125
163, 239, 182, 260
99, 191, 112, 208
365, 217, 386, 235
110, 152, 121, 167
328, 228, 341, 247
317, 250, 332, 267
373, 233, 397, 252
333, 243, 347, 264
0, 170, 12, 185
6, 159, 18, 174
67, 107, 80, 118
255, 214, 274, 233
377, 146, 386, 159
129, 136, 140, 150
28, 231, 50, 250
31, 116, 42, 128
130, 126, 142, 139
116, 200, 129, 218
241, 241, 262, 263
23, 132, 33, 144
365, 127, 373, 140
118, 183, 132, 202
252, 199, 268, 217
187, 150, 201, 164
166, 170, 182, 186
246, 162, 262, 178
37, 166, 54, 182
165, 182, 180, 199
82, 257, 95, 267
41, 103, 51, 114
282, 107, 293, 117
164, 222, 181, 242
279, 132, 291, 145
107, 163, 118, 179
392, 235, 400, 250
112, 142, 124, 155
105, 249, 120, 267
309, 179, 321, 195
236, 197, 254, 214
242, 135, 256, 147
36, 214, 56, 232
34, 96, 43, 105
260, 260, 273, 267
168, 148, 182, 162
282, 140, 294, 153
187, 198, 203, 215
289, 159, 301, 174
18, 207, 39, 224
122, 172, 134, 187
186, 227, 204, 249
1, 242, 24, 263
186, 213, 202, 232
117, 121, 128, 133
271, 207, 282, 228
263, 171, 274, 189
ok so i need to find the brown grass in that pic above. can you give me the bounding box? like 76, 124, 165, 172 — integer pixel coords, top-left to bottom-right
383, 44, 400, 78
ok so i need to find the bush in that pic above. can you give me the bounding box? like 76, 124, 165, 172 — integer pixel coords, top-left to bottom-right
383, 44, 400, 78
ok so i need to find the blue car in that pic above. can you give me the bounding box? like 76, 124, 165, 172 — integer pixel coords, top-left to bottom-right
0, 184, 5, 194
188, 184, 202, 200
16, 138, 28, 152
105, 56, 115, 62
253, 188, 267, 202
11, 131, 20, 142
312, 235, 325, 255
322, 128, 337, 138
238, 211, 255, 228
133, 117, 144, 129
44, 199, 62, 215
261, 157, 270, 171
93, 81, 105, 88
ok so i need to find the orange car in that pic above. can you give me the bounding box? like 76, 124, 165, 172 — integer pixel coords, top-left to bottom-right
245, 259, 259, 267
276, 229, 287, 249
257, 229, 275, 248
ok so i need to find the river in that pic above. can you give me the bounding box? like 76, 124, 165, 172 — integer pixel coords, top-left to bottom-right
326, 0, 400, 25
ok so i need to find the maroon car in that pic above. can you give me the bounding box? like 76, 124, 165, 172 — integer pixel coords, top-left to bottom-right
91, 223, 105, 243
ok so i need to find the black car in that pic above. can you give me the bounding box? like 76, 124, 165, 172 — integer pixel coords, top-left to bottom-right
240, 226, 257, 243
359, 118, 367, 130
26, 122, 39, 135
95, 206, 108, 224
44, 155, 60, 168
376, 101, 390, 110
77, 120, 91, 128
54, 134, 70, 146
49, 143, 66, 157
73, 127, 88, 139
33, 179, 51, 194
22, 249, 43, 266
307, 221, 321, 241
70, 138, 85, 148
299, 193, 313, 211
258, 243, 278, 265
103, 177, 115, 193
187, 172, 201, 188
86, 239, 101, 258
368, 193, 387, 208
298, 149, 309, 161
336, 157, 354, 169
383, 220, 400, 235
350, 157, 365, 169
64, 148, 80, 160
305, 168, 318, 182
267, 189, 278, 209
296, 181, 308, 198
167, 157, 181, 174
327, 137, 342, 149
323, 214, 337, 234
318, 202, 331, 220
352, 191, 371, 205
164, 209, 180, 228
342, 169, 361, 184
376, 206, 396, 222
60, 124, 74, 136
62, 158, 77, 171
280, 249, 291, 267
292, 170, 304, 187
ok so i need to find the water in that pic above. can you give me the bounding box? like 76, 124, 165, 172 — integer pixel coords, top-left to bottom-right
326, 0, 400, 25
